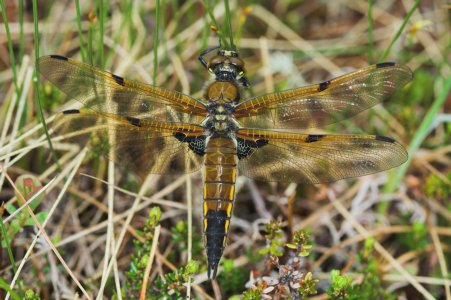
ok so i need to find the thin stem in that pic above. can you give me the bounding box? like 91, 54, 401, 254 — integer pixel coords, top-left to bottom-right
379, 0, 420, 61
0, 0, 19, 94
224, 0, 234, 49
32, 0, 59, 169
385, 76, 451, 193
153, 0, 161, 84
367, 0, 374, 63
75, 0, 87, 62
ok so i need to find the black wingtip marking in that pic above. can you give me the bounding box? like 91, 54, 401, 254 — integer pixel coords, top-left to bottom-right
305, 134, 325, 143
376, 62, 395, 68
50, 54, 69, 61
174, 132, 186, 141
318, 80, 331, 92
63, 109, 80, 114
112, 74, 125, 86
375, 135, 396, 143
126, 116, 141, 127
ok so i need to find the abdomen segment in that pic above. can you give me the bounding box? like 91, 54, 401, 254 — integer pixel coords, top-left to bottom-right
203, 137, 237, 278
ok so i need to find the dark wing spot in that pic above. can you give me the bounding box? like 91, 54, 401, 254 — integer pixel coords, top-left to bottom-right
50, 55, 68, 61
237, 138, 268, 159
174, 132, 186, 141
126, 116, 141, 127
360, 141, 374, 148
174, 133, 206, 156
318, 80, 331, 92
375, 135, 395, 143
112, 74, 125, 86
305, 134, 325, 143
376, 62, 395, 68
62, 109, 80, 114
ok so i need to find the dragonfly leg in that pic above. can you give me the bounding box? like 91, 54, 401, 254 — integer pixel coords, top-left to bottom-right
198, 45, 221, 69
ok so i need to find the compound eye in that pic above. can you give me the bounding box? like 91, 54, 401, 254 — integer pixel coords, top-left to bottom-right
229, 57, 244, 68
208, 55, 226, 68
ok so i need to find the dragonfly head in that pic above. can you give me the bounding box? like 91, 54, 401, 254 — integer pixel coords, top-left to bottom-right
208, 50, 250, 87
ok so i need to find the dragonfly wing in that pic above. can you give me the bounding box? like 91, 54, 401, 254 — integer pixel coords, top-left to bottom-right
236, 129, 407, 183
54, 110, 206, 175
235, 63, 412, 129
39, 55, 207, 124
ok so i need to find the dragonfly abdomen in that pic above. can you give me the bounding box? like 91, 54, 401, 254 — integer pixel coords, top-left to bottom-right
203, 136, 238, 278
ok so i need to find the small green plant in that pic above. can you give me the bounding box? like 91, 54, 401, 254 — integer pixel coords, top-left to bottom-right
120, 206, 162, 299
146, 260, 199, 299
327, 238, 396, 300
327, 270, 353, 299
399, 221, 429, 251
258, 219, 284, 257
243, 221, 318, 299
24, 289, 41, 300
241, 280, 265, 300
170, 220, 203, 259
424, 173, 451, 200
2, 175, 47, 248
286, 228, 313, 257
118, 207, 201, 299
218, 259, 249, 295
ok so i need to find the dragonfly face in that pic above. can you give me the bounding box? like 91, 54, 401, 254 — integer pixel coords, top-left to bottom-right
39, 48, 412, 279
208, 49, 246, 84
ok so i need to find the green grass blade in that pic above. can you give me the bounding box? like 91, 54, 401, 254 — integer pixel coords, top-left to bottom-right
153, 0, 161, 84
224, 0, 234, 49
75, 0, 87, 62
32, 0, 60, 169
0, 216, 23, 299
367, 0, 374, 63
0, 0, 19, 94
18, 0, 24, 63
0, 276, 21, 300
385, 76, 451, 193
203, 0, 228, 48
99, 0, 106, 67
379, 0, 420, 61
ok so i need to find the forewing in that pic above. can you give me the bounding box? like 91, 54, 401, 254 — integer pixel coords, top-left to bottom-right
39, 55, 207, 124
235, 63, 412, 129
236, 129, 407, 183
54, 110, 206, 175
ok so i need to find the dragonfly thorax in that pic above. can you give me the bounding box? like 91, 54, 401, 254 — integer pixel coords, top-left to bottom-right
204, 102, 238, 134
203, 80, 241, 135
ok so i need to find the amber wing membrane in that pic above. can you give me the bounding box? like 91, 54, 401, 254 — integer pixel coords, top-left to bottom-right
40, 55, 208, 174
235, 63, 412, 129
39, 55, 207, 124
54, 110, 206, 174
236, 129, 408, 183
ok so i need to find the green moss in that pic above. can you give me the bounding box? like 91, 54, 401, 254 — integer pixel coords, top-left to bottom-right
424, 173, 451, 200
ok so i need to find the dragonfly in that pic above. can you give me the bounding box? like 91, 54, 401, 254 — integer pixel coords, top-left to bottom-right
39, 46, 411, 279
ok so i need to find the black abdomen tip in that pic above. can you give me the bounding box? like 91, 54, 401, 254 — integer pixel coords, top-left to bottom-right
205, 210, 228, 279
